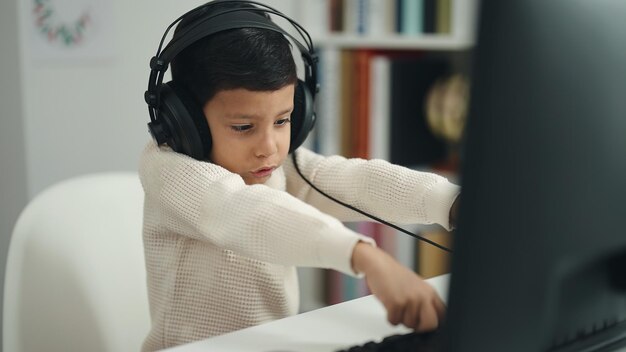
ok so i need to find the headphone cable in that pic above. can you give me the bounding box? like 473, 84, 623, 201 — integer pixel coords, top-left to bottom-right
291, 152, 453, 253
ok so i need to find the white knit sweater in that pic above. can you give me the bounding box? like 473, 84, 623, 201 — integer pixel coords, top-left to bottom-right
138, 141, 460, 351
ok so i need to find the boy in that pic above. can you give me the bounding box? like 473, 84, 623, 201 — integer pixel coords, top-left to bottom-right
139, 1, 460, 351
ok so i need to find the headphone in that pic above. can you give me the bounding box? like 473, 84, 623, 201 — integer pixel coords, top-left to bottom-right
144, 0, 319, 160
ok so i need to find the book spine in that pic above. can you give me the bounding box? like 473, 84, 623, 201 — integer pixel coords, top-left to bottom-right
423, 0, 437, 34
400, 0, 424, 35
436, 0, 452, 34
317, 47, 342, 156
368, 55, 391, 161
329, 0, 345, 32
343, 0, 359, 34
366, 0, 387, 36
352, 50, 372, 159
339, 50, 355, 157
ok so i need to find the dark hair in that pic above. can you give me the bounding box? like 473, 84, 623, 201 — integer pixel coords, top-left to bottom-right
170, 2, 298, 108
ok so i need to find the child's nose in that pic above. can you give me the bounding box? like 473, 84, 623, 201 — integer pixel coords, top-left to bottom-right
255, 130, 278, 158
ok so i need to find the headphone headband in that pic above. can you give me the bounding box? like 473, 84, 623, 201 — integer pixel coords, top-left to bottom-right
160, 9, 313, 64
146, 1, 318, 122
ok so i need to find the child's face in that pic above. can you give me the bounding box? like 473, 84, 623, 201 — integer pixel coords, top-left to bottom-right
203, 84, 294, 185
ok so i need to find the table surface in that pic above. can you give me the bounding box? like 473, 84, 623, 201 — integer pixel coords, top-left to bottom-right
164, 273, 626, 352
165, 275, 450, 352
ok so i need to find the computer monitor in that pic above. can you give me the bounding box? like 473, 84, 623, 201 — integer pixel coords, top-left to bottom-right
444, 1, 626, 351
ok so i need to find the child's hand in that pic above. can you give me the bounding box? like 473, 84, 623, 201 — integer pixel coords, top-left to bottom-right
351, 242, 446, 332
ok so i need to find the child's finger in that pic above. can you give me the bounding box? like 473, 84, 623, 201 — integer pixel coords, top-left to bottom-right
433, 295, 447, 320
415, 303, 439, 332
401, 297, 421, 329
386, 304, 405, 326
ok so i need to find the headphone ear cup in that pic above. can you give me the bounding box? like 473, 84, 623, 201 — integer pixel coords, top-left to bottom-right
157, 81, 212, 160
290, 79, 316, 153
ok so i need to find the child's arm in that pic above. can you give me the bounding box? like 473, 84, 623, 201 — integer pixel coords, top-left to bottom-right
285, 148, 460, 230
139, 142, 374, 276
351, 241, 445, 331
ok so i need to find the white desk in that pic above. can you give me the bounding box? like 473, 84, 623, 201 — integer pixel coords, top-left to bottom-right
165, 275, 450, 352
164, 274, 626, 352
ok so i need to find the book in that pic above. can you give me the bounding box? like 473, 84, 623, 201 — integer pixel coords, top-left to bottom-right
394, 224, 419, 270
415, 229, 453, 278
356, 0, 368, 34
385, 0, 399, 35
366, 0, 388, 36
423, 0, 437, 34
400, 0, 424, 35
436, 0, 452, 34
325, 222, 371, 304
329, 0, 345, 32
343, 0, 359, 34
316, 47, 342, 156
352, 50, 374, 159
339, 50, 355, 157
368, 54, 391, 160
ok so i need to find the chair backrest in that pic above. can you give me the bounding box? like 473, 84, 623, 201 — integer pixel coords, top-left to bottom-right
3, 172, 150, 352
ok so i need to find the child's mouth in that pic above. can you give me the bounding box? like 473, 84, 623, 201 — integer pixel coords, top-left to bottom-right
251, 167, 274, 178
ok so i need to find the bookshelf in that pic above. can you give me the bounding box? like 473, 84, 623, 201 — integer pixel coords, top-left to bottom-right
312, 34, 473, 50
295, 0, 479, 50
292, 0, 478, 312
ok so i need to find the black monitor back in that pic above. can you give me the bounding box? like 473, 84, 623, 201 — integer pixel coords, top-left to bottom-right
445, 1, 626, 351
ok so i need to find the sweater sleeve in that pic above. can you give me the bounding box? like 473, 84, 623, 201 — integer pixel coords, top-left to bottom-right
138, 142, 374, 276
284, 148, 461, 230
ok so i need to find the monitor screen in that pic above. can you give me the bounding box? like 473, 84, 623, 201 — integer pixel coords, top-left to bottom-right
444, 1, 626, 351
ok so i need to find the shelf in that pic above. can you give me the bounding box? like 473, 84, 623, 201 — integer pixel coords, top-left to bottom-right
312, 34, 474, 50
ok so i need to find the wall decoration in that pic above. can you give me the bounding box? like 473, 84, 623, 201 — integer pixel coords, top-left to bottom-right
30, 0, 115, 62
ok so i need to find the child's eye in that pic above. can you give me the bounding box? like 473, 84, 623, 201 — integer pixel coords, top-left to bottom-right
231, 124, 252, 133
275, 118, 291, 126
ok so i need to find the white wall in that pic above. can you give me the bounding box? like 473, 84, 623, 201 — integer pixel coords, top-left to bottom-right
19, 1, 205, 197
17, 0, 295, 198
0, 0, 29, 349
1, 0, 298, 347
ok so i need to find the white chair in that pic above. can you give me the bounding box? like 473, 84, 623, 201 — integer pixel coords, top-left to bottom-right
3, 172, 150, 352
